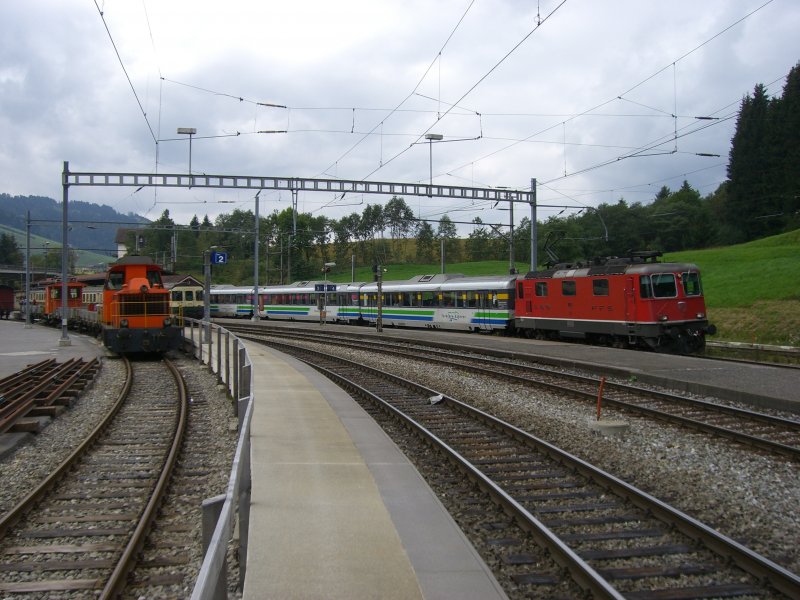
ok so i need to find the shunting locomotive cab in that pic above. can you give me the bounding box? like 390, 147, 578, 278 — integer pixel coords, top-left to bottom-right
101, 256, 181, 354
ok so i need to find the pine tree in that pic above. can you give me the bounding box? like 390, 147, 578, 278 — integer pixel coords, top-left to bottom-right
726, 84, 774, 241
774, 63, 800, 232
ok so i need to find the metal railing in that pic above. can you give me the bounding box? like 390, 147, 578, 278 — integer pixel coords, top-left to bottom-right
182, 318, 254, 600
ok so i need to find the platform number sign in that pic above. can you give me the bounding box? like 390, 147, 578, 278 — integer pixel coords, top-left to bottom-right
211, 251, 228, 264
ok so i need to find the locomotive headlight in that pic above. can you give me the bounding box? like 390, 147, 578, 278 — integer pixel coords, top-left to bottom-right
659, 315, 668, 321
696, 312, 705, 319
120, 319, 129, 328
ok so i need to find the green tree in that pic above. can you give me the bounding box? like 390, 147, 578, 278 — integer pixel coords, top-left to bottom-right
0, 233, 22, 267
773, 62, 800, 233
415, 221, 435, 263
726, 84, 775, 242
384, 196, 415, 256
436, 215, 459, 263
466, 218, 492, 261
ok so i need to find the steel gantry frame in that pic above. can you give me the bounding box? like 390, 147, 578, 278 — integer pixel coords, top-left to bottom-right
64, 168, 533, 204
59, 161, 538, 341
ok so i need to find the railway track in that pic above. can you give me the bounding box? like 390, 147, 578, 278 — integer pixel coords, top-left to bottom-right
705, 341, 800, 367
229, 324, 800, 461
0, 358, 100, 434
246, 335, 800, 599
0, 357, 188, 598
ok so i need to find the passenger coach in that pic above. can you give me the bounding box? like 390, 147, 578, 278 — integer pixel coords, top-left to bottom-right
359, 274, 516, 331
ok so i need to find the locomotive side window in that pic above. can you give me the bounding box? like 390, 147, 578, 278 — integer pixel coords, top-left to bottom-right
561, 280, 576, 296
535, 281, 548, 296
592, 279, 609, 296
682, 272, 702, 296
639, 276, 652, 299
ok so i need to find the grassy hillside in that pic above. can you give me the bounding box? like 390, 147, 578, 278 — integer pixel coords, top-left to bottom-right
666, 230, 800, 346
331, 232, 800, 346
0, 223, 114, 271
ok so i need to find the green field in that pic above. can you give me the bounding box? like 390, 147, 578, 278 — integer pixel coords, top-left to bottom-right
665, 230, 800, 346
333, 231, 800, 347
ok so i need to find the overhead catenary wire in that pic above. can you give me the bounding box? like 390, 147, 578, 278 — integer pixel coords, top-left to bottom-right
93, 0, 157, 144
444, 0, 776, 193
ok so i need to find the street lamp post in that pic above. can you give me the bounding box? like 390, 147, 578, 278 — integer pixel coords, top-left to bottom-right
252, 190, 261, 321
320, 262, 335, 325
177, 127, 197, 175
424, 133, 443, 196
203, 245, 217, 341
376, 265, 383, 333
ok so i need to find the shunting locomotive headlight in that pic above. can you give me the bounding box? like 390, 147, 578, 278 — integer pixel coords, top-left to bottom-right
120, 319, 129, 328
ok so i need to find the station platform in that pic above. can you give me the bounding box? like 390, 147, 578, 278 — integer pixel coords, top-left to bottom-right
0, 319, 105, 379
241, 341, 507, 599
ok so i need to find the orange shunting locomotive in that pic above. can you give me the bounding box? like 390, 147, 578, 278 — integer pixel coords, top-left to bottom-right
101, 255, 180, 353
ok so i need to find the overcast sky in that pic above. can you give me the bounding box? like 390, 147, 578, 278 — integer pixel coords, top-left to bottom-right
1, 0, 798, 234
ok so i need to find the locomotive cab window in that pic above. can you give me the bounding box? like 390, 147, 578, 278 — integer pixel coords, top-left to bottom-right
561, 280, 576, 296
640, 274, 677, 298
146, 270, 163, 287
592, 278, 609, 296
535, 281, 548, 297
682, 272, 702, 296
107, 272, 124, 290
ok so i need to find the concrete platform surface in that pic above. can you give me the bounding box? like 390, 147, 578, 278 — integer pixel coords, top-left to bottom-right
242, 341, 507, 600
0, 320, 104, 379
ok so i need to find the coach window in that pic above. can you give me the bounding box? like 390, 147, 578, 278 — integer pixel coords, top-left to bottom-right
172, 291, 182, 302
535, 281, 548, 296
562, 280, 576, 296
593, 278, 609, 296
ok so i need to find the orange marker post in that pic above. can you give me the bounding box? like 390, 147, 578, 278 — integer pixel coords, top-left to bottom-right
596, 376, 606, 420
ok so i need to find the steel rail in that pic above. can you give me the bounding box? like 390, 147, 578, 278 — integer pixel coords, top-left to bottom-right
101, 357, 190, 598
230, 325, 800, 459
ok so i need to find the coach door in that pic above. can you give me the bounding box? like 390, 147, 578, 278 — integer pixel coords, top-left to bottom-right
476, 291, 488, 329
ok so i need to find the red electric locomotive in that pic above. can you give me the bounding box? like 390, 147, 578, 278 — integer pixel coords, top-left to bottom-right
101, 255, 181, 353
515, 251, 715, 353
